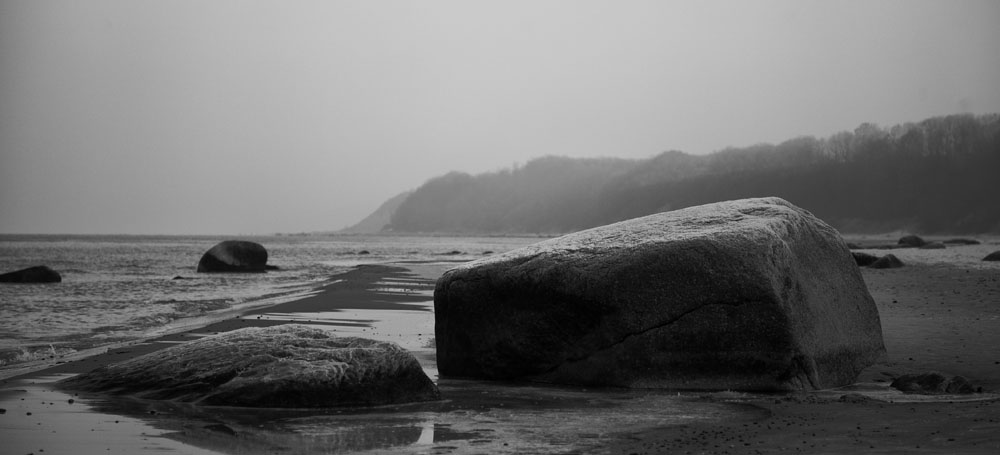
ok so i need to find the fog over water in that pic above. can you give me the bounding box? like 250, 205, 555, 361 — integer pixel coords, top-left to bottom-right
1, 0, 998, 235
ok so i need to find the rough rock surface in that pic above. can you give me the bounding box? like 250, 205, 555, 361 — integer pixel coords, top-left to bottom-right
890, 372, 978, 394
869, 254, 904, 269
197, 240, 269, 273
435, 197, 886, 391
58, 325, 441, 407
0, 265, 62, 283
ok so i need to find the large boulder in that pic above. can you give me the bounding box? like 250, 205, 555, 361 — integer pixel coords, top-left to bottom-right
434, 197, 886, 391
197, 240, 269, 273
58, 325, 441, 407
0, 265, 61, 283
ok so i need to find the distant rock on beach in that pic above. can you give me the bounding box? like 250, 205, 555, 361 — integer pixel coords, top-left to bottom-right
869, 254, 904, 269
983, 251, 1000, 262
434, 197, 886, 391
0, 265, 62, 283
197, 240, 269, 273
897, 234, 927, 248
58, 325, 441, 407
890, 372, 980, 394
852, 252, 880, 267
943, 238, 980, 246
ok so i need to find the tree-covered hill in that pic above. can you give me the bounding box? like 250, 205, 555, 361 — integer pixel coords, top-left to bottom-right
377, 113, 999, 234
339, 190, 412, 234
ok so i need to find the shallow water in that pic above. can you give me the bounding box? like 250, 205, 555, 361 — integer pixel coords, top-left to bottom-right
0, 374, 221, 455
0, 373, 769, 455
0, 234, 538, 366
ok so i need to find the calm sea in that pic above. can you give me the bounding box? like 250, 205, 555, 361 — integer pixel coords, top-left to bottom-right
0, 234, 538, 367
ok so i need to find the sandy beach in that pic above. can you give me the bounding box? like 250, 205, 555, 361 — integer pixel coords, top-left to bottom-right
2, 239, 1000, 454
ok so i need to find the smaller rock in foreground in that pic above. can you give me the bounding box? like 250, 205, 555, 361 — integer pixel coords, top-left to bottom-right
58, 325, 441, 407
0, 266, 62, 283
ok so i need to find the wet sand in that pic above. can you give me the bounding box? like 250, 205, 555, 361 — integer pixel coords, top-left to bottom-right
1, 263, 447, 455
3, 239, 1000, 454
608, 237, 1000, 454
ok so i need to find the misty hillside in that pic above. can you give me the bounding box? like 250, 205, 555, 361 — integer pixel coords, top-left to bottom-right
368, 113, 1000, 234
340, 191, 413, 234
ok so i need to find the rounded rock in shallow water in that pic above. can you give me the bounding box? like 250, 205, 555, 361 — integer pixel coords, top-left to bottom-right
0, 265, 61, 283
197, 240, 269, 273
57, 325, 441, 407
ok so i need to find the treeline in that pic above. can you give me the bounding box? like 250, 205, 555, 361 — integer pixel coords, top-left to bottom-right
385, 113, 1000, 234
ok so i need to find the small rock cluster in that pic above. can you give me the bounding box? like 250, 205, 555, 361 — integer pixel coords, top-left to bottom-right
890, 372, 981, 394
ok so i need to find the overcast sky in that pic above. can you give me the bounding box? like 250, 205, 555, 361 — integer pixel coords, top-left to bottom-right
1, 0, 998, 235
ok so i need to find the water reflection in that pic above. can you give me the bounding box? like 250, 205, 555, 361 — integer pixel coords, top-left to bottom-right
58, 378, 767, 455
416, 419, 435, 445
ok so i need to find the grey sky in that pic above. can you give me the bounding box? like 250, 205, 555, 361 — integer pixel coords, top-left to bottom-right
2, 0, 998, 235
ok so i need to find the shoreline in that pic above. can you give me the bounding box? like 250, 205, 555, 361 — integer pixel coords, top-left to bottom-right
2, 263, 439, 383
0, 283, 327, 382
3, 249, 1000, 454
1, 262, 454, 455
